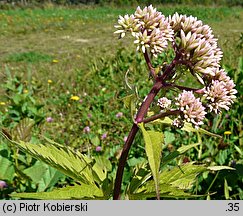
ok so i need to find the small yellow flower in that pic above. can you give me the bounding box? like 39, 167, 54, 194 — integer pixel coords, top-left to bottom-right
70, 96, 80, 101
224, 131, 232, 135
76, 55, 81, 58
23, 89, 28, 94
0, 102, 6, 106
52, 59, 59, 63
48, 79, 53, 84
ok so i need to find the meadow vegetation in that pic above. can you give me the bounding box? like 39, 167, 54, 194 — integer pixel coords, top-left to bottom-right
0, 4, 242, 199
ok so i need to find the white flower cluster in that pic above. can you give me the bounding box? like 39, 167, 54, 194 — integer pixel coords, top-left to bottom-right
114, 5, 174, 57
115, 5, 237, 128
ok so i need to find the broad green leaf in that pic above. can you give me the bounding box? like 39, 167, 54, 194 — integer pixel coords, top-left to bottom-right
10, 184, 103, 200
0, 156, 15, 181
207, 166, 235, 171
138, 123, 163, 198
37, 166, 64, 192
127, 157, 146, 167
23, 161, 48, 183
23, 161, 64, 192
1, 133, 94, 184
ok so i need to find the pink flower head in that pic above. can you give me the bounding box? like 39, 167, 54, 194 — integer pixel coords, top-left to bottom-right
116, 112, 123, 118
46, 117, 53, 123
101, 132, 107, 140
95, 146, 102, 152
83, 126, 91, 134
0, 180, 7, 189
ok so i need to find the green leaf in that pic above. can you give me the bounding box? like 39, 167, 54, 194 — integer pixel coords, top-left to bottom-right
138, 123, 163, 198
22, 161, 64, 192
23, 161, 48, 183
90, 136, 100, 146
129, 184, 194, 200
92, 156, 112, 182
207, 166, 235, 171
130, 163, 207, 200
0, 156, 15, 181
150, 117, 221, 138
127, 163, 151, 194
161, 143, 200, 166
177, 143, 200, 154
159, 163, 206, 190
1, 133, 94, 184
10, 184, 103, 200
164, 131, 175, 145
122, 94, 136, 119
182, 122, 222, 138
224, 178, 230, 200
37, 166, 64, 192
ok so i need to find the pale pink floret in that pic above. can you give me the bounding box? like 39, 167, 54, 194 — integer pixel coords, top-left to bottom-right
157, 97, 172, 109
176, 91, 206, 128
204, 75, 237, 114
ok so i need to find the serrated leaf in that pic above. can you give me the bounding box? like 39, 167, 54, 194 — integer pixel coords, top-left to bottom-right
10, 184, 103, 200
129, 183, 193, 200
1, 133, 94, 184
131, 164, 207, 199
159, 163, 206, 190
207, 166, 235, 171
138, 123, 163, 198
0, 156, 15, 181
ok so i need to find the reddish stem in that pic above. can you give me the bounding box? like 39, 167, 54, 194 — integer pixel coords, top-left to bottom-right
113, 80, 163, 200
113, 50, 181, 200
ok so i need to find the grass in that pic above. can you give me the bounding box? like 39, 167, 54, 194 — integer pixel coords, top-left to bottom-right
0, 5, 243, 200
